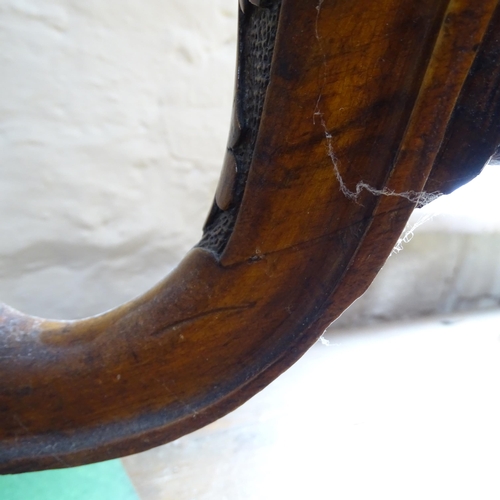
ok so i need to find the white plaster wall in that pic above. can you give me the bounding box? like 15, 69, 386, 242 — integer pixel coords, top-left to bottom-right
0, 0, 236, 318
0, 0, 499, 325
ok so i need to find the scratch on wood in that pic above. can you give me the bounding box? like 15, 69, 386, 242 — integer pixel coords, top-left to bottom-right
152, 303, 256, 337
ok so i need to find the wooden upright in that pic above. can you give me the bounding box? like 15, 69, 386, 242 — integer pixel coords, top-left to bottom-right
1, 0, 500, 473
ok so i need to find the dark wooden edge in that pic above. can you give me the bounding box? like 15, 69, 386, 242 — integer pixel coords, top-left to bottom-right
1, 0, 499, 473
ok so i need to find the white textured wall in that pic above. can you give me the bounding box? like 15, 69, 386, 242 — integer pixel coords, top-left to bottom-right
1, 0, 499, 325
0, 0, 236, 319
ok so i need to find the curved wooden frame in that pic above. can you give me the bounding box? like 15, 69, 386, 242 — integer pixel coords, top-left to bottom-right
2, 0, 500, 473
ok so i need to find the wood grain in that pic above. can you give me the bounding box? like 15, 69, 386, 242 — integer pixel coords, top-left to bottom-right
1, 0, 500, 473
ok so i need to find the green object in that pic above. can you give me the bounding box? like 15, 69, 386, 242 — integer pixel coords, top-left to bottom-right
0, 460, 139, 500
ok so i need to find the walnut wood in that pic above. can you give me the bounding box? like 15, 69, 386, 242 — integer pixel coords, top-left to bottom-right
1, 0, 500, 473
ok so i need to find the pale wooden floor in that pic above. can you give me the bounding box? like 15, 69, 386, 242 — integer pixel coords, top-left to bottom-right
123, 309, 500, 500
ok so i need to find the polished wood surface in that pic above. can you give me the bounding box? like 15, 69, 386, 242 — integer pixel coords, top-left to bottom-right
1, 0, 500, 473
